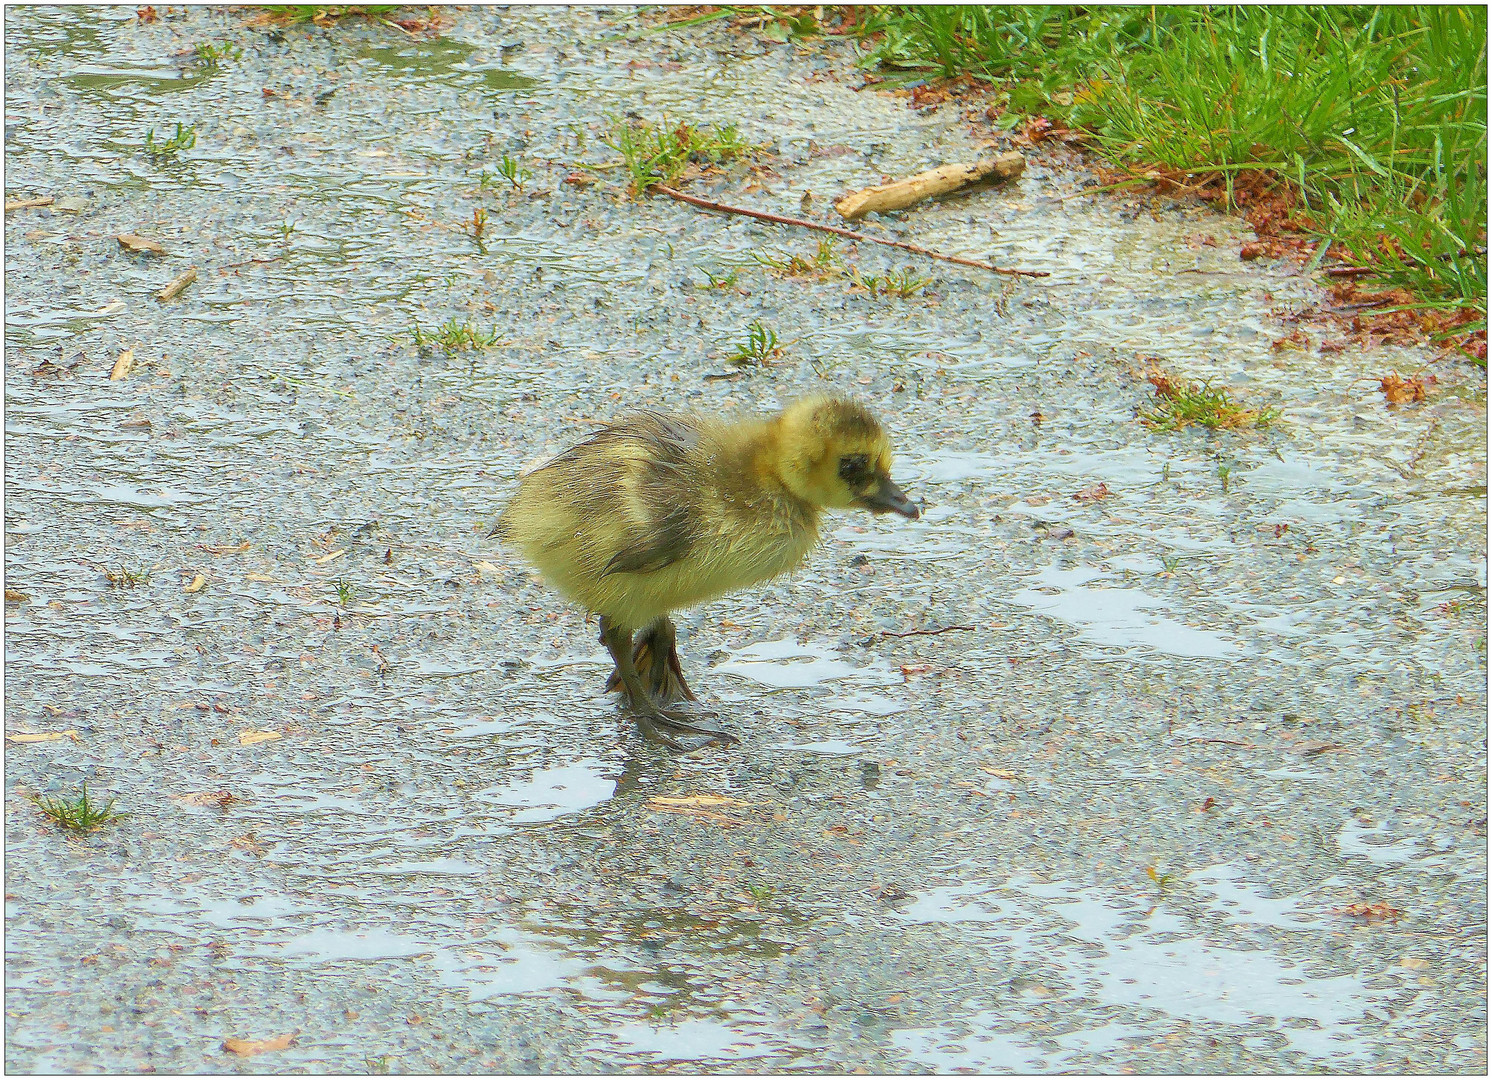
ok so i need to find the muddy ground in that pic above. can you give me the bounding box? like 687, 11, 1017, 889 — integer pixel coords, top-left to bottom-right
4, 5, 1487, 1074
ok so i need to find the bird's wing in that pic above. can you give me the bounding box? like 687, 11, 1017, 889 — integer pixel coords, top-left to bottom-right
602, 501, 693, 576
599, 413, 701, 577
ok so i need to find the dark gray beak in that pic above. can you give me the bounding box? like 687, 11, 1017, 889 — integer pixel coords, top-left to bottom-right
859, 476, 920, 519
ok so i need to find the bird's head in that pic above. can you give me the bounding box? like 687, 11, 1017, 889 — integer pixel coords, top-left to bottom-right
773, 396, 919, 519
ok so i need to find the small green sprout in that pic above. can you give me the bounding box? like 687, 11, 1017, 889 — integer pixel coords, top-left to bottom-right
194, 41, 243, 66
724, 320, 784, 367
411, 318, 502, 355
1140, 370, 1279, 432
34, 782, 125, 831
105, 564, 152, 588
143, 122, 197, 157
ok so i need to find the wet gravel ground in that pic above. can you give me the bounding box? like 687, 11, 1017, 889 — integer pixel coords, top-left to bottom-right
4, 6, 1487, 1074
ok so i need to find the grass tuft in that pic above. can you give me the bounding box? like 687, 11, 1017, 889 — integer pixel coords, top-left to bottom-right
850, 265, 933, 298
258, 5, 402, 28
194, 41, 243, 66
411, 318, 501, 355
105, 564, 152, 588
724, 320, 785, 367
143, 122, 196, 157
602, 115, 756, 196
34, 782, 125, 831
755, 238, 844, 280
1140, 369, 1279, 432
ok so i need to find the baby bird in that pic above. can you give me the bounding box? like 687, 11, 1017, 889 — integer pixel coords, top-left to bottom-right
493, 395, 919, 749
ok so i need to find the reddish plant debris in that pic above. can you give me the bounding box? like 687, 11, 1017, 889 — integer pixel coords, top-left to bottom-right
1380, 373, 1429, 405
136, 6, 157, 22
1072, 482, 1111, 502
1334, 901, 1406, 923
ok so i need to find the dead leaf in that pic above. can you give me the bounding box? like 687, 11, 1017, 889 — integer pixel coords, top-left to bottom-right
978, 766, 1018, 779
53, 196, 89, 214
1400, 956, 1430, 969
7, 731, 79, 743
223, 1032, 296, 1056
230, 833, 267, 856
109, 349, 135, 380
200, 542, 251, 555
5, 196, 55, 211
238, 730, 280, 746
1293, 739, 1344, 755
156, 266, 197, 302
312, 549, 346, 565
474, 560, 502, 575
1334, 901, 1405, 923
172, 791, 236, 808
647, 795, 745, 808
183, 573, 207, 593
1380, 373, 1426, 405
117, 234, 166, 254
647, 805, 741, 824
5, 589, 30, 602
245, 573, 276, 582
1072, 482, 1111, 502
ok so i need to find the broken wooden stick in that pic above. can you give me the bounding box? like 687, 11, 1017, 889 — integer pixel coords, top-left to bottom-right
648, 183, 1048, 278
156, 266, 197, 301
5, 196, 55, 212
835, 152, 1025, 221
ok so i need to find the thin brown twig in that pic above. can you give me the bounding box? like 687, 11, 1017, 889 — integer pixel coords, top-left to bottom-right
1185, 736, 1256, 748
221, 255, 285, 269
880, 625, 977, 638
648, 183, 1049, 278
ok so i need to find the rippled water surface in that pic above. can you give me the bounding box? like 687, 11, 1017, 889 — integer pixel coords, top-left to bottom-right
4, 6, 1485, 1074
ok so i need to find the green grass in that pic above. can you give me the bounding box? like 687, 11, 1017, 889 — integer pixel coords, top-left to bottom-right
1140, 370, 1279, 432
331, 577, 356, 604
853, 6, 1486, 328
259, 5, 402, 28
602, 115, 756, 196
850, 265, 933, 298
105, 564, 151, 588
34, 783, 124, 831
194, 41, 243, 66
410, 317, 501, 355
701, 267, 741, 289
723, 320, 785, 367
142, 122, 196, 157
754, 237, 845, 279
495, 154, 530, 189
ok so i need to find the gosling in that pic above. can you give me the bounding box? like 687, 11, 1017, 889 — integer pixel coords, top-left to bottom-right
492, 395, 919, 749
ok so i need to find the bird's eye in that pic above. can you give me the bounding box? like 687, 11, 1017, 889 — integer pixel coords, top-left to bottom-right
838, 454, 871, 483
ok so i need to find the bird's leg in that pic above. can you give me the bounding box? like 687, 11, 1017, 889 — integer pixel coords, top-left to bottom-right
599, 617, 735, 749
632, 618, 697, 703
603, 618, 697, 702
